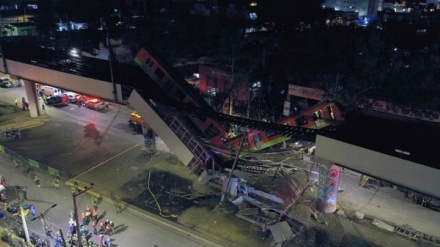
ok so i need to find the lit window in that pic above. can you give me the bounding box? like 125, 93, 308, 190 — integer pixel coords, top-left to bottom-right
249, 13, 257, 20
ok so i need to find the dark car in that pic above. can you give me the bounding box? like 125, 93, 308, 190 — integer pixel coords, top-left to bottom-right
0, 79, 13, 88
45, 94, 69, 106
84, 98, 107, 110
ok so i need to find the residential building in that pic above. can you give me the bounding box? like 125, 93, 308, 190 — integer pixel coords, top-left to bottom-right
1, 22, 37, 36
324, 0, 381, 19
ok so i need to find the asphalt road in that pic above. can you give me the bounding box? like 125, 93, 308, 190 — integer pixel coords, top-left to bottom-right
0, 86, 141, 177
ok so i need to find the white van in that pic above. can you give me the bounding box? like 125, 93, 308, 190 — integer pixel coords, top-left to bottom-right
39, 86, 62, 97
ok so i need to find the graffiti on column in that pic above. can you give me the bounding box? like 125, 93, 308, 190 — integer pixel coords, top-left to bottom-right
318, 163, 341, 213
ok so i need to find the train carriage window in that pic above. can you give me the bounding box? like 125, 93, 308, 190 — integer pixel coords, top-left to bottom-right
295, 116, 308, 126
155, 67, 165, 80
174, 89, 185, 101
242, 138, 250, 147
205, 123, 221, 139
266, 131, 278, 138
253, 133, 263, 148
146, 58, 154, 67
164, 79, 173, 90
186, 101, 208, 122
313, 111, 324, 121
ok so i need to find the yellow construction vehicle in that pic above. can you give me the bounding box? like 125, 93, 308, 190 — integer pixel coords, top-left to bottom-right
128, 111, 144, 133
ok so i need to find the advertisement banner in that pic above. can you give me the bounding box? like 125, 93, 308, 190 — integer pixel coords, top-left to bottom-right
288, 84, 325, 100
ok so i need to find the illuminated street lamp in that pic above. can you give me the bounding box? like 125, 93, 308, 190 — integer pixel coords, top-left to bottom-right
31, 204, 57, 245
395, 149, 410, 159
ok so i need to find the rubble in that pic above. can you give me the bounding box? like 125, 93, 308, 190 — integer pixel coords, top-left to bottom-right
372, 219, 395, 232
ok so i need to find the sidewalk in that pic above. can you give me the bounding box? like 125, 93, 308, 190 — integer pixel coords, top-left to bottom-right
0, 104, 50, 131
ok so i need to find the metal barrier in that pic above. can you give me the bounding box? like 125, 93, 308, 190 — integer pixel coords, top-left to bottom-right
0, 145, 64, 178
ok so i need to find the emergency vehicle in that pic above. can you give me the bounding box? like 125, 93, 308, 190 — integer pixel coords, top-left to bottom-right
128, 111, 144, 133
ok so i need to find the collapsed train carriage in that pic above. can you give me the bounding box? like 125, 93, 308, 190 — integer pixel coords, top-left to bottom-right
135, 46, 227, 141
218, 101, 344, 154
134, 45, 345, 172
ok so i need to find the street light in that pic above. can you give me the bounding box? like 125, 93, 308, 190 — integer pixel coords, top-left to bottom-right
72, 183, 94, 247
31, 204, 57, 245
395, 149, 410, 159
14, 186, 30, 244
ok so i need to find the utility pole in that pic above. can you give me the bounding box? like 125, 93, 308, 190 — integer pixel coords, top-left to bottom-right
106, 25, 118, 102
15, 186, 30, 244
220, 132, 249, 203
72, 183, 94, 247
31, 204, 57, 245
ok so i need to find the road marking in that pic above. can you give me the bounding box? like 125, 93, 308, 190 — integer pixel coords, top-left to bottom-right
74, 143, 141, 177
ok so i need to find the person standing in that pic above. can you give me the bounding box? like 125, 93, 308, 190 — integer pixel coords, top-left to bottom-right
30, 205, 37, 217
69, 223, 76, 236
81, 212, 87, 226
85, 205, 92, 222
359, 174, 364, 187
33, 176, 41, 187
53, 177, 60, 189
0, 176, 5, 186
14, 98, 18, 106
91, 196, 98, 209
69, 210, 74, 220
105, 238, 112, 247
92, 220, 98, 235
92, 208, 98, 221
99, 234, 104, 246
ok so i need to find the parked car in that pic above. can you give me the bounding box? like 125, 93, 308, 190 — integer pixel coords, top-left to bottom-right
84, 98, 107, 110
77, 95, 91, 104
64, 92, 79, 103
45, 94, 69, 106
0, 79, 13, 88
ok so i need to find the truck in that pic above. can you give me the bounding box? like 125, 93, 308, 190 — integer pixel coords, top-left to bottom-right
39, 86, 62, 97
128, 111, 144, 134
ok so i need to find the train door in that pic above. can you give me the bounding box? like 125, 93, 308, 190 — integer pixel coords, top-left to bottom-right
253, 133, 263, 149
312, 110, 323, 121
327, 105, 335, 120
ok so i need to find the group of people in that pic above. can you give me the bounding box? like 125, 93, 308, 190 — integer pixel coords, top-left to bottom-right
14, 97, 28, 111
65, 202, 115, 247
96, 219, 115, 236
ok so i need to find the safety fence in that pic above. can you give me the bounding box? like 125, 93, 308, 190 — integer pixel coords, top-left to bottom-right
0, 145, 65, 179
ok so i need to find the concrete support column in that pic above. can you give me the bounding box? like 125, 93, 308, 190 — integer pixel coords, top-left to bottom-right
142, 123, 156, 155
23, 79, 39, 117
317, 163, 341, 213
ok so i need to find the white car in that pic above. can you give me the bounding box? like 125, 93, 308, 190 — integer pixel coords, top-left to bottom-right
64, 92, 79, 103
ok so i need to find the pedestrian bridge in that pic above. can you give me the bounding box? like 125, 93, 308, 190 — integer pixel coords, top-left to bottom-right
1, 39, 439, 199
